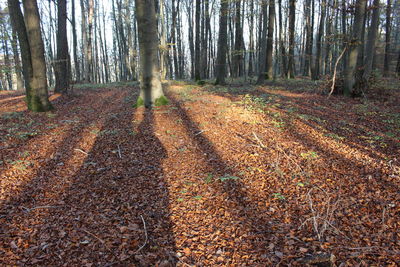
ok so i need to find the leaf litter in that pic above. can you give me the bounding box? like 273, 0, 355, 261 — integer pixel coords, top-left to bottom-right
0, 81, 399, 266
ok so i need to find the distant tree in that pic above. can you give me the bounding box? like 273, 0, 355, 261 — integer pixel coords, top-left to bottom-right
135, 0, 166, 108
54, 0, 69, 93
215, 0, 229, 85
21, 0, 52, 111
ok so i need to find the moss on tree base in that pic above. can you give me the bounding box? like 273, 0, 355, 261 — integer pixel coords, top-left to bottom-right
134, 95, 169, 108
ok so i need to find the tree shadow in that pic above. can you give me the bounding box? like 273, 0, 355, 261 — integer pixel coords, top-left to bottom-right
166, 93, 278, 264
0, 88, 176, 266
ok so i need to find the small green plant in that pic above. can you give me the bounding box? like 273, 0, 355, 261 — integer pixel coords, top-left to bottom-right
1, 111, 24, 120
324, 133, 345, 141
193, 195, 203, 200
300, 151, 319, 160
219, 175, 240, 182
272, 193, 285, 200
203, 173, 214, 184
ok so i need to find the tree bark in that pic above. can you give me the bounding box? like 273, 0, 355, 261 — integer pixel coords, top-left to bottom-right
215, 0, 229, 85
194, 0, 201, 80
265, 0, 275, 80
7, 0, 32, 98
54, 0, 69, 93
71, 0, 80, 81
22, 0, 52, 111
343, 0, 367, 96
363, 0, 380, 79
257, 0, 268, 84
312, 0, 326, 80
383, 0, 392, 76
10, 25, 24, 91
135, 0, 165, 108
287, 0, 296, 78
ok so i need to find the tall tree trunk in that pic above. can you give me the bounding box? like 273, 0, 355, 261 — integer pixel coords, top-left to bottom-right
303, 0, 312, 76
363, 0, 380, 79
7, 0, 32, 99
10, 26, 24, 91
396, 50, 400, 75
1, 24, 12, 90
215, 0, 229, 85
135, 0, 165, 107
159, 0, 168, 80
287, 0, 296, 78
343, 0, 367, 96
256, 0, 268, 84
248, 0, 255, 76
54, 0, 69, 93
383, 0, 392, 76
233, 0, 243, 77
86, 0, 94, 82
22, 0, 52, 111
278, 0, 287, 77
80, 0, 87, 78
265, 0, 275, 80
71, 0, 80, 81
194, 0, 201, 80
312, 0, 326, 80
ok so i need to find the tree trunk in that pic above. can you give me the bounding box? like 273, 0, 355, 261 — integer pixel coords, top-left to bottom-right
8, 0, 32, 99
22, 0, 52, 111
363, 0, 380, 79
10, 26, 24, 91
287, 0, 296, 78
194, 0, 201, 80
278, 0, 287, 77
343, 0, 367, 96
303, 0, 312, 76
135, 0, 165, 108
312, 0, 326, 80
257, 0, 268, 84
265, 0, 275, 80
215, 0, 229, 85
383, 0, 391, 76
233, 0, 244, 77
86, 0, 94, 82
54, 0, 69, 93
71, 0, 80, 81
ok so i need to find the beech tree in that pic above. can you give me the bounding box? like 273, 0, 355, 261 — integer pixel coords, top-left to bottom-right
215, 0, 229, 85
343, 0, 367, 96
135, 0, 166, 108
54, 0, 69, 93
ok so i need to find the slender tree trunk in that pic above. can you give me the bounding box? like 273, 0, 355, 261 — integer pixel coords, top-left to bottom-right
159, 0, 168, 80
194, 0, 201, 80
257, 0, 268, 84
265, 0, 275, 80
287, 0, 296, 78
10, 26, 24, 91
363, 0, 380, 79
312, 0, 326, 80
343, 0, 367, 96
248, 0, 255, 76
233, 0, 244, 77
22, 0, 52, 111
278, 0, 287, 77
215, 0, 229, 85
135, 0, 165, 107
54, 0, 69, 93
396, 50, 400, 75
71, 0, 80, 81
383, 0, 392, 76
303, 0, 312, 76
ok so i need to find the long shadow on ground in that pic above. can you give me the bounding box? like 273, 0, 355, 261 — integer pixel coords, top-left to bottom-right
0, 88, 177, 266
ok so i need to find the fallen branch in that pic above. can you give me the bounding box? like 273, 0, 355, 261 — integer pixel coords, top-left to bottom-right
22, 205, 59, 213
252, 132, 266, 148
117, 145, 122, 159
328, 46, 347, 98
134, 215, 148, 254
74, 148, 88, 155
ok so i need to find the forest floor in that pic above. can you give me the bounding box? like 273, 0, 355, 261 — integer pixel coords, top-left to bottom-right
0, 78, 399, 266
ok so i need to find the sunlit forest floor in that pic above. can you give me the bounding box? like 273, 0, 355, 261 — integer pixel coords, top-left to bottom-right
0, 78, 399, 265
